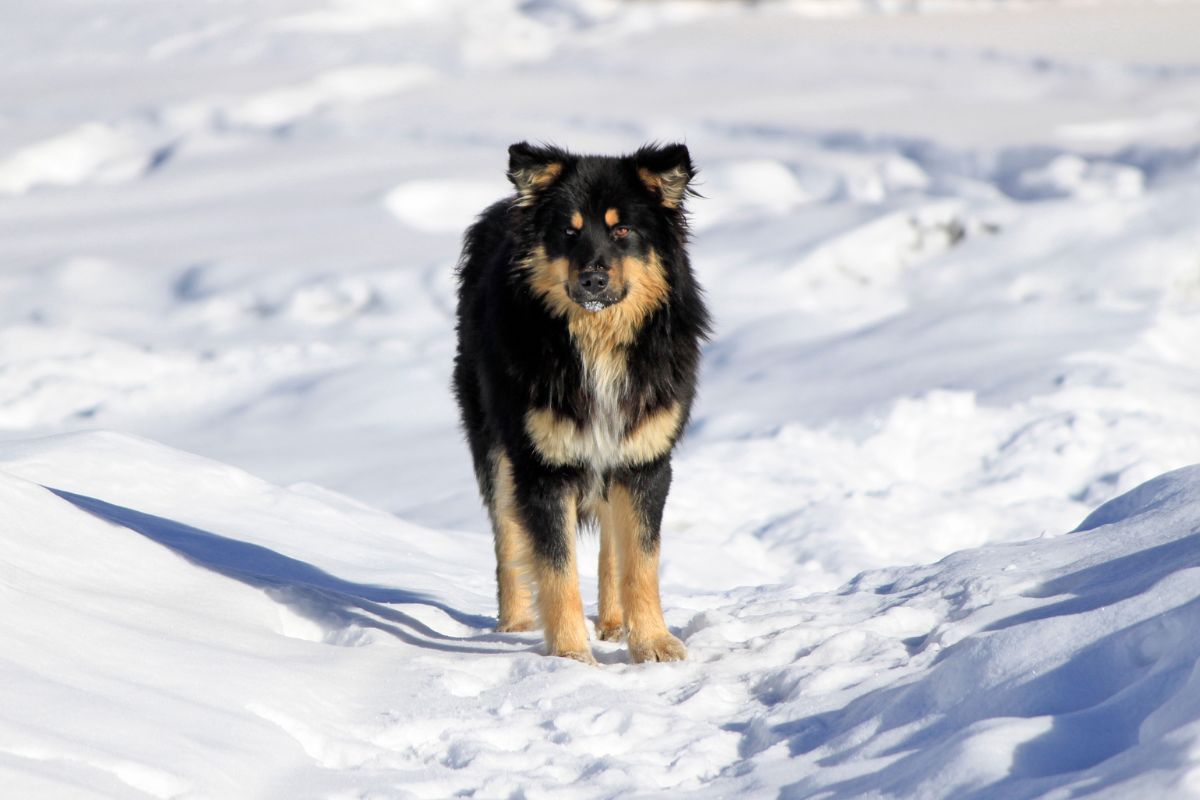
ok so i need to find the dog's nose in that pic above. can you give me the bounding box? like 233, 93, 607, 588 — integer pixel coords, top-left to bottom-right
579, 268, 609, 295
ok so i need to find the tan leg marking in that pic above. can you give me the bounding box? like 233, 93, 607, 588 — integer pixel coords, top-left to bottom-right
491, 454, 535, 632
596, 500, 624, 641
621, 402, 683, 466
609, 484, 686, 663
533, 494, 595, 664
524, 408, 583, 466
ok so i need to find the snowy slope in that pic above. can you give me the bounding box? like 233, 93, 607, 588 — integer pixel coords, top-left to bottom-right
4, 434, 1200, 798
3, 0, 1200, 796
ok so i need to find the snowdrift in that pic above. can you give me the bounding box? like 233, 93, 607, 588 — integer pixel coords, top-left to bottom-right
3, 432, 1198, 798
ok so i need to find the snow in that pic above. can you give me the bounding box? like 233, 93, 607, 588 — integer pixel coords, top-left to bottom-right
3, 0, 1200, 797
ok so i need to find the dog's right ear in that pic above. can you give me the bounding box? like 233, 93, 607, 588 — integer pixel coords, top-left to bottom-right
508, 142, 567, 206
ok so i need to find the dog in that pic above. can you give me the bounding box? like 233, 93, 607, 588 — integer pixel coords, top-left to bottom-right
452, 142, 710, 664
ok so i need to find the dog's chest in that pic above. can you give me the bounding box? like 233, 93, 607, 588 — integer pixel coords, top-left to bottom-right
522, 345, 635, 472
579, 355, 627, 471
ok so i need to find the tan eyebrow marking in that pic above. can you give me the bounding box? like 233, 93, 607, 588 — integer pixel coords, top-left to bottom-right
570, 211, 584, 230
605, 208, 620, 227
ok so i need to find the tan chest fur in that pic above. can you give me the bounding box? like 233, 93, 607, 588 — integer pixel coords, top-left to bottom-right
524, 338, 682, 471
521, 245, 679, 470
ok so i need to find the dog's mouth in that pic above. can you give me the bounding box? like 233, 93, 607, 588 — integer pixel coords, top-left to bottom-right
568, 288, 623, 313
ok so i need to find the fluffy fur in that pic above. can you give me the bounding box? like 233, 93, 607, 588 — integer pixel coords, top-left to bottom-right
453, 142, 710, 663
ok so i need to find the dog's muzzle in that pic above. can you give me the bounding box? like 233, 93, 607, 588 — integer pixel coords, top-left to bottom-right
572, 267, 618, 313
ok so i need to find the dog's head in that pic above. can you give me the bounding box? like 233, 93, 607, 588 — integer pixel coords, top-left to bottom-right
508, 142, 693, 318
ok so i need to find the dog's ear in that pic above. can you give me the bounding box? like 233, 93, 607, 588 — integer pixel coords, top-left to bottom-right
508, 142, 566, 205
635, 143, 694, 209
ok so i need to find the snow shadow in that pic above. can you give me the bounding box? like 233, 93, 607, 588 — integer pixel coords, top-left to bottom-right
1073, 467, 1195, 532
774, 594, 1200, 799
770, 587, 1200, 799
48, 487, 517, 656
984, 530, 1200, 631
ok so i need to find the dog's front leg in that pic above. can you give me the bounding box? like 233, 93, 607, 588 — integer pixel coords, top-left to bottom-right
515, 467, 594, 664
596, 506, 625, 641
611, 458, 686, 663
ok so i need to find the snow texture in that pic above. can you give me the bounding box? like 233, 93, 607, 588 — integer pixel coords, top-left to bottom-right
3, 0, 1200, 797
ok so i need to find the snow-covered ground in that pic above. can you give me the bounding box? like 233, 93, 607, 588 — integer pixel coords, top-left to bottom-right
3, 1, 1200, 797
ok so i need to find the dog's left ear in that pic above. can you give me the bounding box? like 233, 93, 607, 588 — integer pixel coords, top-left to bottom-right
635, 143, 694, 209
508, 142, 567, 205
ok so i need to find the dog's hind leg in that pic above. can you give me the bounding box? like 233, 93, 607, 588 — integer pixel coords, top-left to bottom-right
611, 460, 686, 663
596, 501, 625, 641
491, 454, 536, 632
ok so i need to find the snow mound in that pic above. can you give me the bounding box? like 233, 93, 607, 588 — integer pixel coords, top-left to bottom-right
1011, 154, 1145, 201
0, 122, 172, 195
741, 463, 1200, 798
383, 179, 510, 234
0, 63, 436, 195
2, 431, 1199, 797
210, 64, 439, 132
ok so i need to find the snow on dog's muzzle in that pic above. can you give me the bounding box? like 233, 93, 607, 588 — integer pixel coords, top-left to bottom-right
571, 267, 619, 312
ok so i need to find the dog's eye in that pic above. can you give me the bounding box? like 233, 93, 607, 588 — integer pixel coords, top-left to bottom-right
564, 227, 578, 237
612, 226, 631, 239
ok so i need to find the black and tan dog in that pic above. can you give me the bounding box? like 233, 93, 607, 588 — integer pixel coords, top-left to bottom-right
453, 142, 709, 664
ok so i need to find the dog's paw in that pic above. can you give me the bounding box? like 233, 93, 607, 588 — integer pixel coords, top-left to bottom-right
628, 633, 687, 663
496, 617, 537, 633
596, 622, 625, 642
552, 647, 598, 666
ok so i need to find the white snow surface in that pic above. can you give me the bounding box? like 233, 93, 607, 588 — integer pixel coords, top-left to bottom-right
3, 0, 1200, 797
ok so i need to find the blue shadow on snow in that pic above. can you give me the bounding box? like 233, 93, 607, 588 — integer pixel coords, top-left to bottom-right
48, 487, 519, 656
